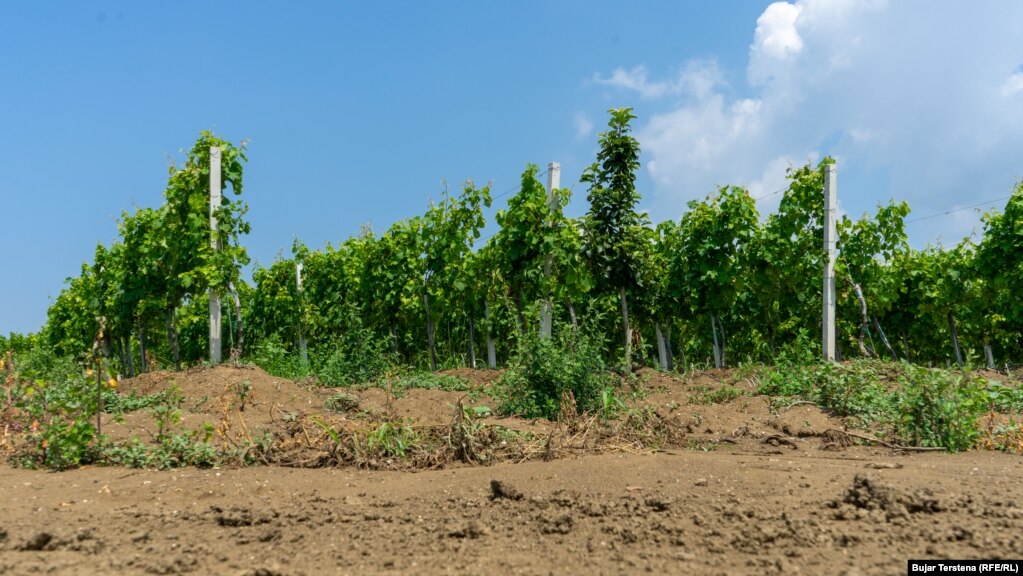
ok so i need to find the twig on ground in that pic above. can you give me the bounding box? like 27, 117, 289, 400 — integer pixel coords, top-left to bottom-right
822, 428, 947, 452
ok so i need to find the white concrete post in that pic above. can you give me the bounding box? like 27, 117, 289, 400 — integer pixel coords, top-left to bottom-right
485, 302, 497, 369
655, 323, 668, 371
539, 162, 561, 339
209, 147, 222, 365
296, 262, 308, 363
546, 162, 561, 210
823, 162, 837, 362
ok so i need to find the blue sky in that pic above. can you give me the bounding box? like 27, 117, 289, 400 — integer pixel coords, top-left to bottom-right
3, 1, 1022, 334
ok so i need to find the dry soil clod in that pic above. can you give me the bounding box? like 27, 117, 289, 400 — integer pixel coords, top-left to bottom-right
490, 479, 524, 501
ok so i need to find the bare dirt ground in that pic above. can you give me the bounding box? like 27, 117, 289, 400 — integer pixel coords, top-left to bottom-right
1, 366, 1021, 575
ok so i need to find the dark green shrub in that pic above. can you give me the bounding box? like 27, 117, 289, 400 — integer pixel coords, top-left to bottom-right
248, 334, 310, 380
495, 325, 614, 419
13, 345, 79, 385
895, 365, 989, 451
15, 370, 103, 470
313, 305, 391, 387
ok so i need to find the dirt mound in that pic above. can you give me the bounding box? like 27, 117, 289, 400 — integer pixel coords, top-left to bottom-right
834, 473, 944, 521
630, 368, 848, 452
103, 364, 325, 443
118, 364, 325, 413
104, 366, 559, 470
437, 367, 503, 388
109, 365, 861, 454
354, 387, 492, 426
106, 368, 507, 444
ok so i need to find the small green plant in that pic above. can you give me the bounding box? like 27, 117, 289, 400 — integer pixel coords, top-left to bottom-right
15, 367, 106, 470
245, 430, 276, 464
325, 392, 359, 413
815, 362, 895, 423
772, 329, 821, 368
598, 387, 626, 420
249, 335, 311, 380
364, 421, 418, 458
987, 382, 1023, 413
103, 423, 222, 469
470, 405, 492, 417
684, 438, 719, 452
192, 395, 210, 411
760, 365, 818, 398
450, 402, 489, 463
102, 438, 153, 468
150, 385, 184, 442
103, 390, 172, 413
688, 384, 746, 405
310, 417, 343, 448
235, 380, 253, 411
730, 362, 767, 384
978, 416, 1023, 453
760, 360, 895, 425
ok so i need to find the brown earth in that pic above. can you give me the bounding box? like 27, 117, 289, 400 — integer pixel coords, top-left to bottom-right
1, 365, 1022, 575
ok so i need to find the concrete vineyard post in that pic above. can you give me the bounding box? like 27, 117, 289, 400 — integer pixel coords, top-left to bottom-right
823, 162, 837, 362
209, 146, 222, 365
485, 302, 497, 369
296, 262, 308, 364
948, 312, 964, 367
540, 161, 561, 340
656, 322, 668, 371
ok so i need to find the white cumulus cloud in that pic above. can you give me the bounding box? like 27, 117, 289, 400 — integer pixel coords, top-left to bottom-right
753, 2, 803, 60
593, 60, 725, 100
1003, 71, 1023, 97
594, 0, 1023, 246
594, 65, 669, 98
574, 113, 594, 140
